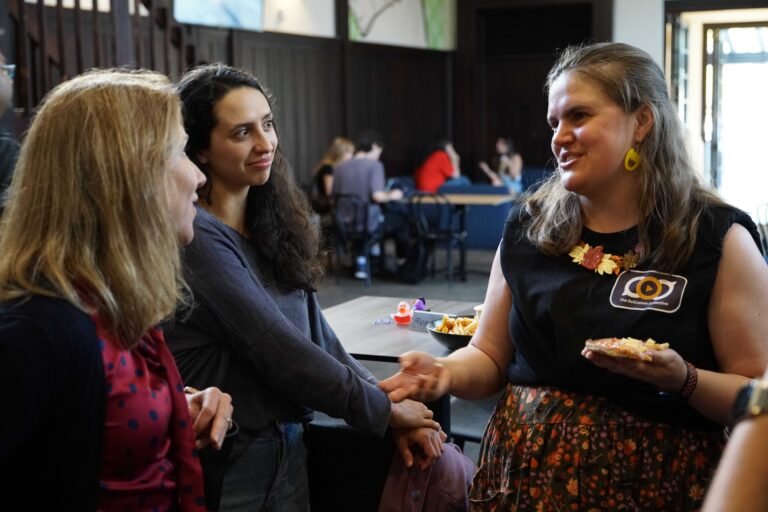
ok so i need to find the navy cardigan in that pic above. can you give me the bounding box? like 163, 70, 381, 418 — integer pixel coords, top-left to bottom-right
0, 295, 105, 509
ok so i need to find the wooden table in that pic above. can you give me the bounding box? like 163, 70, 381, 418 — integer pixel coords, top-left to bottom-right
324, 295, 478, 362
393, 193, 514, 207
439, 193, 515, 207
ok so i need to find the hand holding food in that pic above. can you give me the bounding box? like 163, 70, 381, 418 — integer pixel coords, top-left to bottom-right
584, 337, 669, 362
582, 337, 691, 393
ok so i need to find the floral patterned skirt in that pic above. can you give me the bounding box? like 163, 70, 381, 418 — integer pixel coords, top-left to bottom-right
469, 384, 725, 511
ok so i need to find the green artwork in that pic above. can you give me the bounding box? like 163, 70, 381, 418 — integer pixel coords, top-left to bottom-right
349, 9, 362, 40
348, 0, 452, 50
422, 0, 447, 49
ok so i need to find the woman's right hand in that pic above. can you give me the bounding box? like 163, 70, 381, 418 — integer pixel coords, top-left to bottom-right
393, 426, 447, 470
379, 351, 451, 403
185, 386, 234, 451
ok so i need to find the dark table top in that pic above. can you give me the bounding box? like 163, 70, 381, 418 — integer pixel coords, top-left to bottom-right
323, 295, 478, 361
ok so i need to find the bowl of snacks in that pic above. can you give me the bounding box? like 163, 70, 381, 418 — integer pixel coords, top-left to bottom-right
427, 315, 478, 351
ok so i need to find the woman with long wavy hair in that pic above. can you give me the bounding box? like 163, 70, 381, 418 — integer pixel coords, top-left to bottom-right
0, 69, 232, 510
164, 64, 452, 511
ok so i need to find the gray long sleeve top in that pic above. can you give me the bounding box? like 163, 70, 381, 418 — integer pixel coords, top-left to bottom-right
164, 207, 391, 438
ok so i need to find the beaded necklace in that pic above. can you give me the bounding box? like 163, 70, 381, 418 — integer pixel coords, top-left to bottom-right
568, 242, 640, 276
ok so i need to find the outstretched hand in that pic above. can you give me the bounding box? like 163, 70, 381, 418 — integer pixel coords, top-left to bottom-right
378, 351, 451, 403
185, 387, 234, 451
582, 344, 688, 392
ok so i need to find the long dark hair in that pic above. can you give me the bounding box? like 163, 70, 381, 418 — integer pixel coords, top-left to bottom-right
177, 63, 323, 290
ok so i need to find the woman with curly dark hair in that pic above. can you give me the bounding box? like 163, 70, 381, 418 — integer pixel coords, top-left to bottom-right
163, 64, 455, 511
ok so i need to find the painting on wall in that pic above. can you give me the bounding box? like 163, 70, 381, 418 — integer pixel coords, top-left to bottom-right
349, 0, 455, 50
174, 0, 263, 31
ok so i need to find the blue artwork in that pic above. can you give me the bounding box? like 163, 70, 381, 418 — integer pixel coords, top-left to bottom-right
174, 0, 263, 31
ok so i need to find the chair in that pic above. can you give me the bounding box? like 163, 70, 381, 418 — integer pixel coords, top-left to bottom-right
331, 193, 382, 287
521, 167, 552, 192
307, 414, 394, 510
307, 356, 453, 510
447, 391, 502, 451
757, 203, 768, 258
408, 193, 467, 284
386, 175, 416, 197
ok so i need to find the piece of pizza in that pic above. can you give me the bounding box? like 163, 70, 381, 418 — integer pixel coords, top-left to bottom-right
584, 337, 670, 362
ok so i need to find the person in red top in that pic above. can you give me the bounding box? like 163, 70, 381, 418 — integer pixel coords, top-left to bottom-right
413, 139, 468, 193
0, 69, 233, 510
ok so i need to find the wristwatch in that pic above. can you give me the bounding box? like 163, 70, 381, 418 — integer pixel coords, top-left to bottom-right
730, 379, 768, 425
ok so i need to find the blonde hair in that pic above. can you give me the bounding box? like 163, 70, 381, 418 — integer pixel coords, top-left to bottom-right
525, 42, 722, 271
316, 137, 354, 172
0, 69, 187, 348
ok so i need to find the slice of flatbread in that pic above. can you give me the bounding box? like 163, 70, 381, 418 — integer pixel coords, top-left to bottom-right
584, 337, 669, 362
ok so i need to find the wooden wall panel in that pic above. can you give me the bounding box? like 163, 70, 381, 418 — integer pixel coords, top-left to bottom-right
345, 42, 452, 177
29, 6, 118, 103
4, 4, 454, 189
484, 58, 556, 170
455, 0, 612, 177
186, 26, 231, 69
16, 5, 169, 102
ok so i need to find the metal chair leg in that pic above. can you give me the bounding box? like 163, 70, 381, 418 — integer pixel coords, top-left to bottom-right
364, 253, 372, 288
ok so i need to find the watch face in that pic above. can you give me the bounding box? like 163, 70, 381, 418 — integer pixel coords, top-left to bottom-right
732, 381, 755, 420
731, 382, 752, 425
731, 379, 768, 425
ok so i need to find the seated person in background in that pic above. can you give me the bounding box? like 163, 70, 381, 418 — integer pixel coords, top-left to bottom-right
166, 65, 464, 511
0, 69, 232, 510
0, 50, 19, 213
702, 366, 768, 512
333, 130, 403, 230
332, 130, 404, 279
414, 139, 470, 193
478, 136, 523, 194
311, 136, 354, 215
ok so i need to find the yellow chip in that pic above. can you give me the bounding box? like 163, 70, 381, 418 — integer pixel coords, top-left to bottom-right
438, 316, 477, 335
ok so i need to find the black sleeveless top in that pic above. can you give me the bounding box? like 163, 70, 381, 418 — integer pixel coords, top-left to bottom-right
500, 204, 761, 430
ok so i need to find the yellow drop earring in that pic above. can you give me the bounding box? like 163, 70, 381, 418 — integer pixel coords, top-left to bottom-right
624, 148, 641, 172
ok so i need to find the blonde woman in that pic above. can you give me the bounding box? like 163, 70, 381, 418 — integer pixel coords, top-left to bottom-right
311, 136, 354, 214
0, 70, 232, 510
